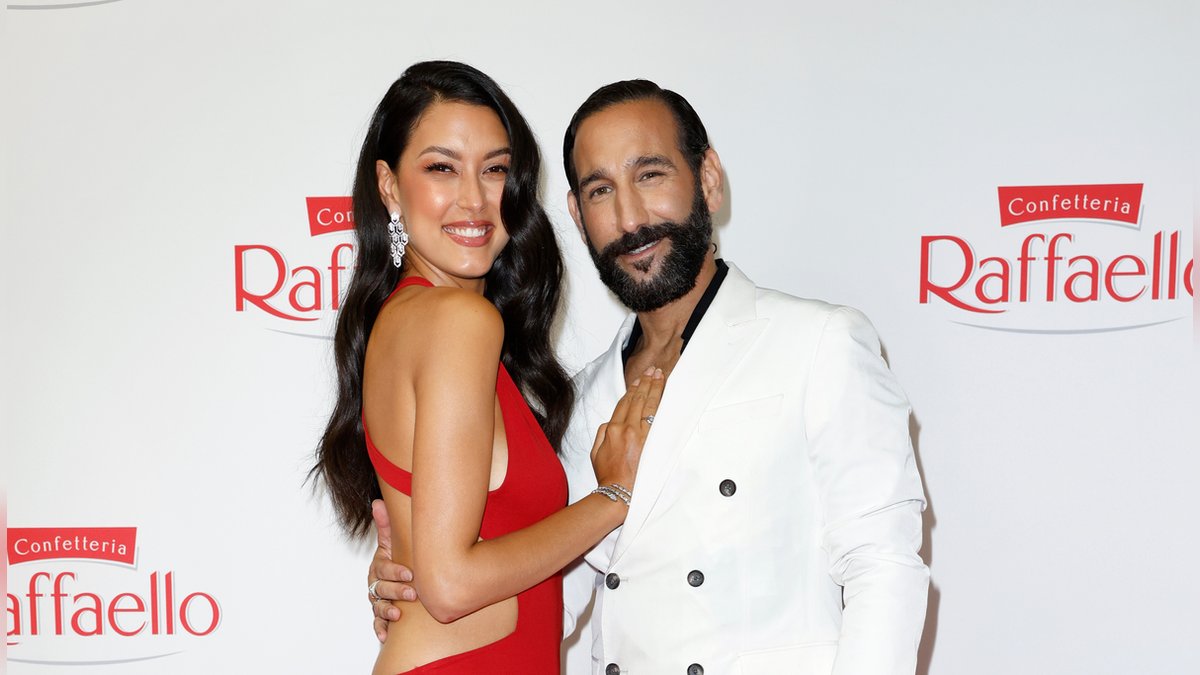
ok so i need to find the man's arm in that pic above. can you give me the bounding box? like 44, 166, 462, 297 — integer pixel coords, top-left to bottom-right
561, 556, 598, 639
368, 499, 416, 642
804, 307, 929, 675
558, 408, 603, 639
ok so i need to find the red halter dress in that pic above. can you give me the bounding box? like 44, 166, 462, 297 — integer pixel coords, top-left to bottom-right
364, 276, 567, 674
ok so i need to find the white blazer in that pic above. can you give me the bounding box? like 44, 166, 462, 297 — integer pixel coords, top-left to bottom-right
561, 263, 928, 675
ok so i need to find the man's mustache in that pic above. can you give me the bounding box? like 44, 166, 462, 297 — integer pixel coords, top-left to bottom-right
598, 222, 686, 260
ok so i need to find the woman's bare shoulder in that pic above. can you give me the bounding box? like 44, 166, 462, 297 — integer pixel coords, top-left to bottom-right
375, 286, 503, 362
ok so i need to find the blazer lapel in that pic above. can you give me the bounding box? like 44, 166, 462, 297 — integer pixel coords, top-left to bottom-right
609, 264, 768, 567
585, 314, 637, 426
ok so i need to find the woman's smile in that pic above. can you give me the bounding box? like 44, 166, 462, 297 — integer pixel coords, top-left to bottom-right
442, 220, 495, 247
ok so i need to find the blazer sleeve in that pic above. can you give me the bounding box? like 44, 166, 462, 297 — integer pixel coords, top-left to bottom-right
560, 404, 603, 638
562, 556, 596, 638
802, 306, 929, 675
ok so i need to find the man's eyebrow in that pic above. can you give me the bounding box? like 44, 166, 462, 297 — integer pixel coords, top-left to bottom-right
578, 167, 611, 191
629, 154, 675, 170
417, 146, 512, 161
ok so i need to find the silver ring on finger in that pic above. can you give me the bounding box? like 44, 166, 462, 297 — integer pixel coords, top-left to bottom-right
368, 579, 382, 602
642, 415, 655, 425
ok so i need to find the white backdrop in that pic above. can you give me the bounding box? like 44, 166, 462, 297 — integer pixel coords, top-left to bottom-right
3, 1, 1197, 673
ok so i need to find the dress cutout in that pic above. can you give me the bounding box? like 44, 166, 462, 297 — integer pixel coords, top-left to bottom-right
364, 275, 567, 674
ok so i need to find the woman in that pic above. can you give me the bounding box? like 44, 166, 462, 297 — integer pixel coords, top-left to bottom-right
313, 61, 663, 674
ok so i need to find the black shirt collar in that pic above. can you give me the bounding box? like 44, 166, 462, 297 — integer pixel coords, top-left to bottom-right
621, 258, 730, 367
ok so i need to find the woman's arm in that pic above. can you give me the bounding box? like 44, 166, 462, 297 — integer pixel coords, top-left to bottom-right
386, 288, 658, 624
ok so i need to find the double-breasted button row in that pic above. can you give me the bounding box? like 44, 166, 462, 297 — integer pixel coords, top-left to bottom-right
603, 479, 729, 675
602, 480, 726, 675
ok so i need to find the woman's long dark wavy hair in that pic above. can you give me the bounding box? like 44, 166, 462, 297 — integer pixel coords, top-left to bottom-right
312, 61, 574, 538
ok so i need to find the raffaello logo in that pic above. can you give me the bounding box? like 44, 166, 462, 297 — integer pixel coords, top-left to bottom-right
234, 196, 357, 333
7, 526, 222, 666
920, 183, 1193, 332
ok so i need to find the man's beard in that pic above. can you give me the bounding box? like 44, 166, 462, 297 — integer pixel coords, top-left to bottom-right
586, 186, 712, 313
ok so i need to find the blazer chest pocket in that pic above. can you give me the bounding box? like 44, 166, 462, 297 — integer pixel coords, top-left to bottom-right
735, 642, 837, 675
698, 394, 783, 433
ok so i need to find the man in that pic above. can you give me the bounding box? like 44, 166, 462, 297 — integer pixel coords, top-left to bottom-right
370, 80, 929, 674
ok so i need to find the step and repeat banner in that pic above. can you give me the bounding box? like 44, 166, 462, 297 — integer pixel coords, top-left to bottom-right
3, 1, 1196, 673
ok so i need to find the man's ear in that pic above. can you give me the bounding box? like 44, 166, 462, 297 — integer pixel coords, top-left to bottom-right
698, 147, 724, 215
567, 189, 588, 244
376, 160, 401, 216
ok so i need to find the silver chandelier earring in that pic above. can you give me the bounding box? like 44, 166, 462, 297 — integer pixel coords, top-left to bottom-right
387, 211, 409, 268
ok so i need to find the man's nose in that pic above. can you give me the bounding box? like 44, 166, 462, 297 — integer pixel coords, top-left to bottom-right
615, 189, 648, 234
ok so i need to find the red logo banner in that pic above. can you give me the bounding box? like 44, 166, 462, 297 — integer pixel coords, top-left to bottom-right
305, 196, 355, 236
997, 184, 1143, 227
8, 527, 137, 565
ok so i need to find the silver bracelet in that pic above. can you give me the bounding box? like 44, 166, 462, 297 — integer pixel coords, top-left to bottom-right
608, 483, 632, 500
592, 484, 632, 506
